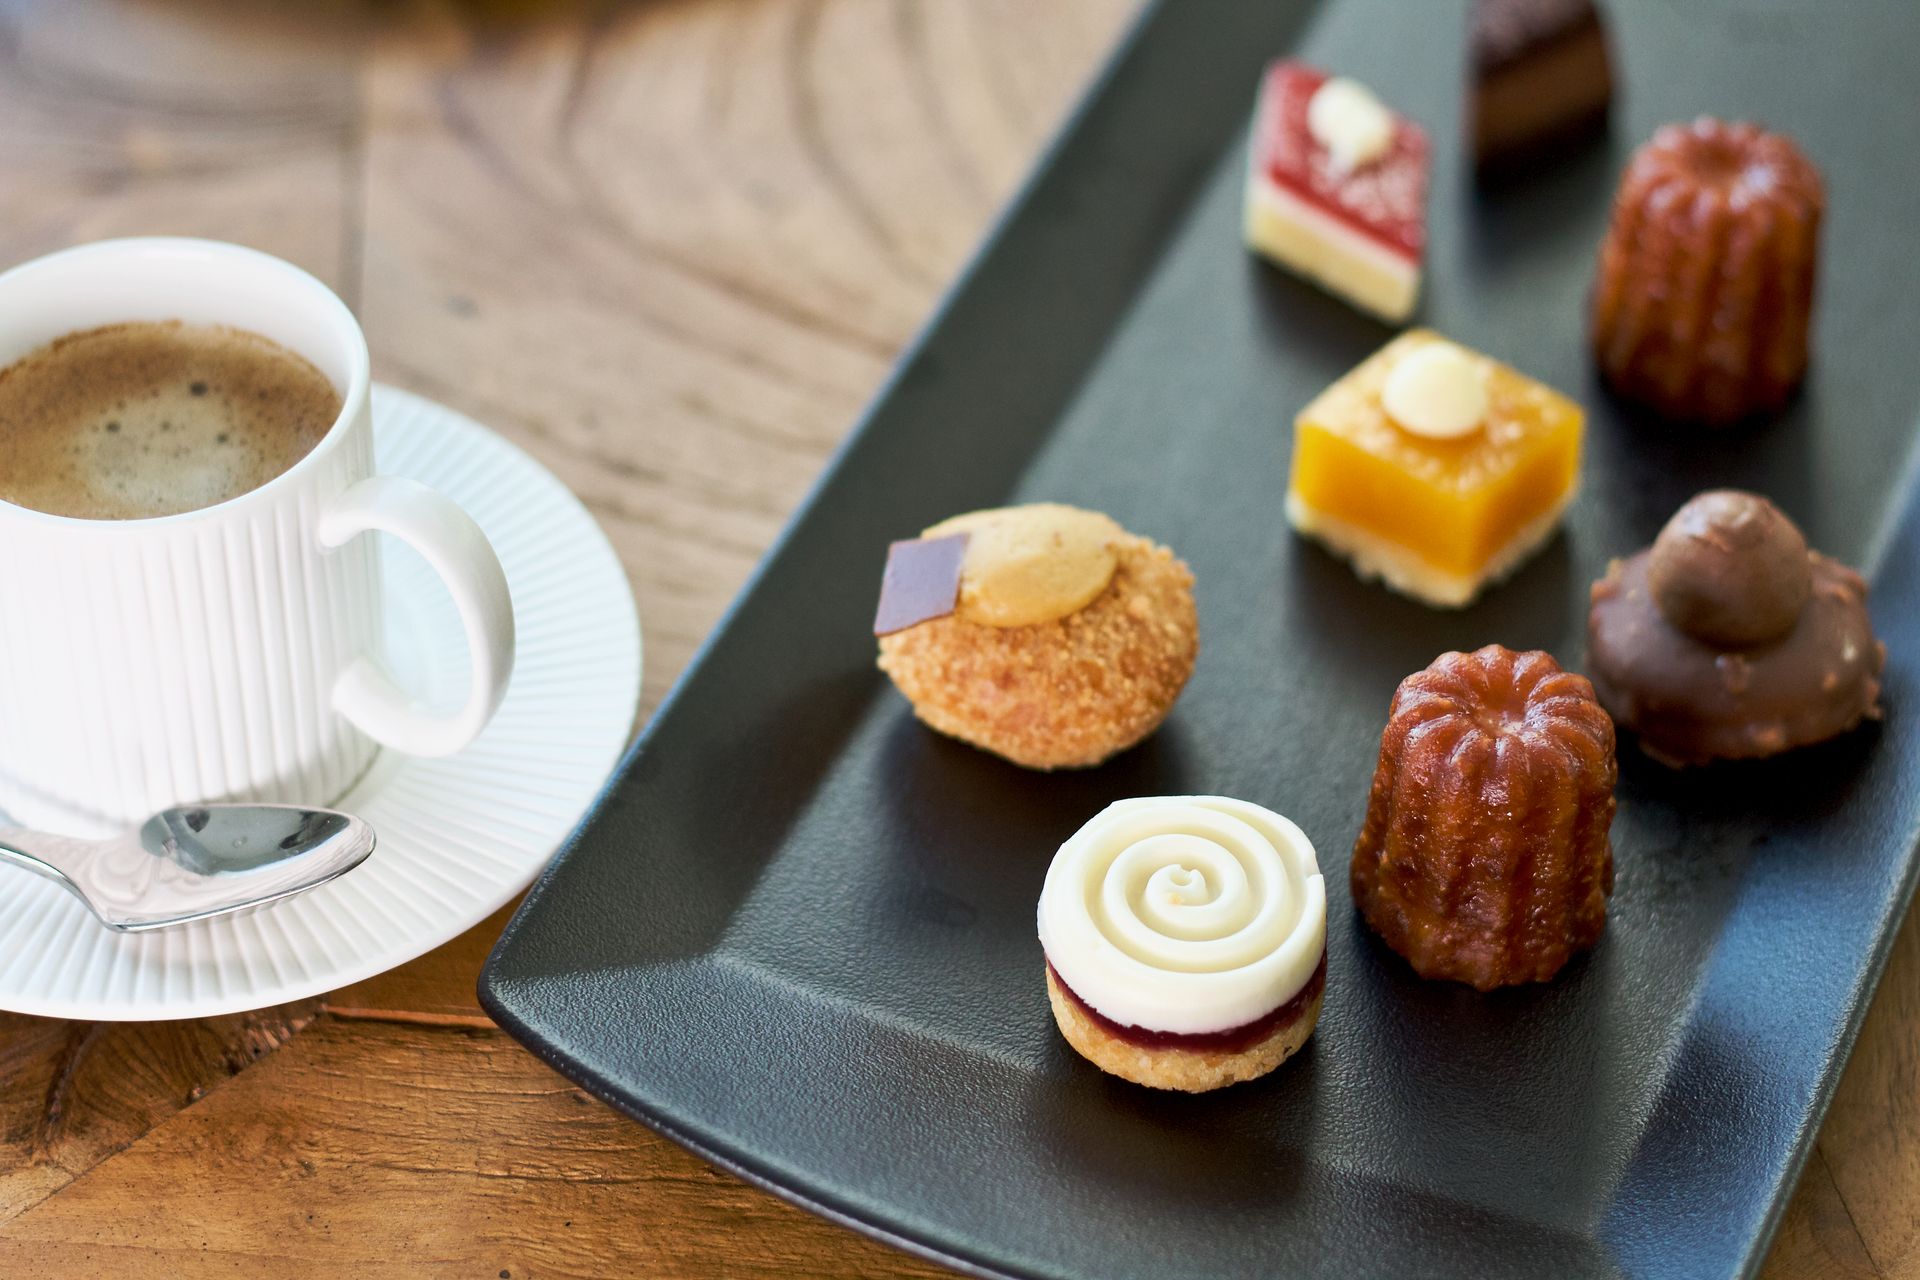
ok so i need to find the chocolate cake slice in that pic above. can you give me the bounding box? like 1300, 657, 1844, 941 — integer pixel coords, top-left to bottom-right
1471, 0, 1614, 178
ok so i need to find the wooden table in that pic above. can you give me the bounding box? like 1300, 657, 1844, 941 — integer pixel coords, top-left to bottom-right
0, 2, 1911, 1275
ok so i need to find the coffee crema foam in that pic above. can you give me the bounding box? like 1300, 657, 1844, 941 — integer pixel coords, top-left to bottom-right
0, 320, 342, 520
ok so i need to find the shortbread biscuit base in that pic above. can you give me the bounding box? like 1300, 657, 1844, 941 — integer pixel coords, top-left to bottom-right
1045, 967, 1323, 1093
1285, 488, 1573, 609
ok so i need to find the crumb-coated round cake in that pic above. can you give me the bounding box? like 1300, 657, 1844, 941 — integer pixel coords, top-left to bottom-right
1591, 117, 1824, 426
1588, 491, 1885, 766
875, 505, 1197, 770
1351, 646, 1617, 990
1038, 796, 1327, 1092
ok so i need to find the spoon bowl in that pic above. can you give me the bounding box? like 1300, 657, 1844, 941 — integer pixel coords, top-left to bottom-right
0, 803, 375, 932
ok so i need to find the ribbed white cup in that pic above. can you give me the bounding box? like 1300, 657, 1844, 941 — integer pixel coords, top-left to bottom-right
0, 239, 514, 836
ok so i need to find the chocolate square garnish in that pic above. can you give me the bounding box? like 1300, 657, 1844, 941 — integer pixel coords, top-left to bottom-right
874, 533, 969, 636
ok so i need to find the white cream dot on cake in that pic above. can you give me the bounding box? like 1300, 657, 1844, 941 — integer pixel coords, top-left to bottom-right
1307, 76, 1395, 173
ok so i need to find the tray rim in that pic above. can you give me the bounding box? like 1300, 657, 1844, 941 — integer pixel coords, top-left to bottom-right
477, 1, 1920, 1275
1735, 828, 1920, 1277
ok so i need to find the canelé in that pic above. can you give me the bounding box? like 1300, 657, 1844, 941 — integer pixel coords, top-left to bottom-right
1351, 646, 1617, 990
1591, 118, 1824, 425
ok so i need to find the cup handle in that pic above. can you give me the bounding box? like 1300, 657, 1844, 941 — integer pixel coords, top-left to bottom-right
317, 475, 515, 757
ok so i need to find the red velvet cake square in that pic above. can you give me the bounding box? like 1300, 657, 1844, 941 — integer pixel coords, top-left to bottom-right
1243, 60, 1429, 322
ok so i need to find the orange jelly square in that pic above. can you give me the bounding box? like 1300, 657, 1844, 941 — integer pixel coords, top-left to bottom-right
1286, 330, 1582, 607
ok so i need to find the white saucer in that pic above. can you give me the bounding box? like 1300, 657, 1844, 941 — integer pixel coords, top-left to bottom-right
0, 386, 642, 1021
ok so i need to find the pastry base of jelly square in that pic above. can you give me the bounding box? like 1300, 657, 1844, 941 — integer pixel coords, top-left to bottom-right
1284, 487, 1574, 609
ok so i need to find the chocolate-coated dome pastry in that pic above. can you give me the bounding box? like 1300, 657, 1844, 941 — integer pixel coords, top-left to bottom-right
1588, 491, 1884, 766
1591, 118, 1823, 426
1351, 646, 1617, 991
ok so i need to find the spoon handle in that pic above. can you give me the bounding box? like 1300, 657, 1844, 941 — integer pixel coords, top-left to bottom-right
0, 828, 84, 892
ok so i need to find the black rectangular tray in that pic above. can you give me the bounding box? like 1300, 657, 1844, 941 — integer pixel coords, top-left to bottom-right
480, 1, 1920, 1275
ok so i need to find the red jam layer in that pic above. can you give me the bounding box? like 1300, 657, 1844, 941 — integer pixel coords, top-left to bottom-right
1048, 949, 1329, 1055
1254, 60, 1428, 259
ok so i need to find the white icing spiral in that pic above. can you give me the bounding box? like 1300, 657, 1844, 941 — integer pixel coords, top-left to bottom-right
1037, 796, 1326, 1035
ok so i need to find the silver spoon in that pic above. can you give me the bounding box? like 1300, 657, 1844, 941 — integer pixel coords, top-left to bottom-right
0, 803, 375, 933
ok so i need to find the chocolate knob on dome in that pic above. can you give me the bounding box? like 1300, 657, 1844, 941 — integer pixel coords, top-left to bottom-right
1647, 490, 1811, 647
1591, 118, 1824, 426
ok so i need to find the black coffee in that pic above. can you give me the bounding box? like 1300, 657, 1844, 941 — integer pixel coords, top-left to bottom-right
0, 320, 342, 520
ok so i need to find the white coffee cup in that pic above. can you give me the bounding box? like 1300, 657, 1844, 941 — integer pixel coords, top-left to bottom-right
0, 238, 515, 835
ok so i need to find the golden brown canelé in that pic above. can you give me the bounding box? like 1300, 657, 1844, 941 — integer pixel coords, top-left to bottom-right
1591, 118, 1824, 426
1351, 646, 1618, 990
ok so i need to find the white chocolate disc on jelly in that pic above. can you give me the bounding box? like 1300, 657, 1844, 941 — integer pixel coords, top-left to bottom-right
1307, 77, 1395, 174
1382, 342, 1489, 440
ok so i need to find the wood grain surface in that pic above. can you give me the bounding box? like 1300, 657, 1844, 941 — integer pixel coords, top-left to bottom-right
0, 1, 1912, 1276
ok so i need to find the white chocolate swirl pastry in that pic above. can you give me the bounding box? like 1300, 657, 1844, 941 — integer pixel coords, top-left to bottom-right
1037, 796, 1326, 1036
